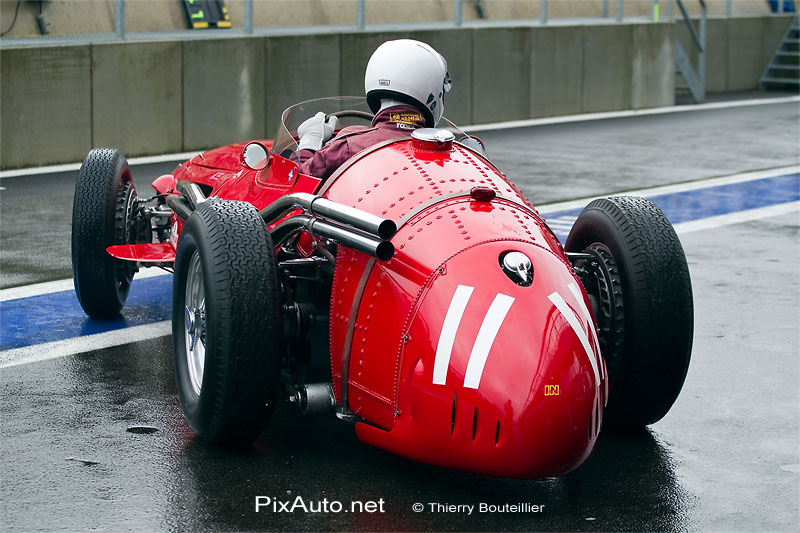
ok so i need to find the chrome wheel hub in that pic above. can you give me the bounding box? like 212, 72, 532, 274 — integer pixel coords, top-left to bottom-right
184, 251, 206, 397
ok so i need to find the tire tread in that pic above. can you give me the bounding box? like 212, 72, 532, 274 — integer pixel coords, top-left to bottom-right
71, 148, 134, 318
173, 199, 283, 445
566, 196, 693, 426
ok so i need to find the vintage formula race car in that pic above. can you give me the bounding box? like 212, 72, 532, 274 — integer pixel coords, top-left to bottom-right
71, 97, 693, 478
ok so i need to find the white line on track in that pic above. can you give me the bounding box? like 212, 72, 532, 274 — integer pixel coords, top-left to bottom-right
1, 95, 797, 179
0, 321, 171, 370
463, 95, 800, 133
536, 165, 800, 214
672, 201, 800, 235
0, 151, 204, 179
0, 266, 170, 302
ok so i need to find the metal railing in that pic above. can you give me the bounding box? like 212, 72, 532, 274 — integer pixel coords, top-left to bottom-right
0, 0, 790, 46
675, 0, 707, 102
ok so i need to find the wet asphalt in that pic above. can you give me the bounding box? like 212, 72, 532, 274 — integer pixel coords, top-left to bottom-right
1, 97, 799, 531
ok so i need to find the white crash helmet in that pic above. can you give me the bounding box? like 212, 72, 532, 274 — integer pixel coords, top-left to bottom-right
365, 39, 451, 127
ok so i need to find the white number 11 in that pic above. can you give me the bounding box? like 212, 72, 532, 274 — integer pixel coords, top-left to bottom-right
432, 285, 515, 390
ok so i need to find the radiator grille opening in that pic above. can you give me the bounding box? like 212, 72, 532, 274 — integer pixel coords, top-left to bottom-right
450, 392, 457, 435
594, 399, 600, 437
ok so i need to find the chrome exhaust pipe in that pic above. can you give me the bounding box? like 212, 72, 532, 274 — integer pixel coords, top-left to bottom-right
271, 215, 394, 261
261, 193, 396, 261
309, 197, 396, 240
258, 193, 396, 240
312, 218, 395, 261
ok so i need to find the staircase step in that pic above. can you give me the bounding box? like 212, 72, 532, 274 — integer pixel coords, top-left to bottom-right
761, 76, 800, 84
759, 18, 800, 90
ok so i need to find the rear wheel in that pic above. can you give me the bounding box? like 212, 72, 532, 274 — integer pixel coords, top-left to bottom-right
71, 149, 142, 318
566, 196, 693, 426
172, 199, 283, 445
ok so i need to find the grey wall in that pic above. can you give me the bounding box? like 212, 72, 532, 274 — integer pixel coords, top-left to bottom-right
92, 41, 183, 154
0, 15, 792, 170
1, 45, 92, 168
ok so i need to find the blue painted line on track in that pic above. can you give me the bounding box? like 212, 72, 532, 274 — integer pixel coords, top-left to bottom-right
542, 172, 799, 242
0, 275, 172, 351
1, 171, 798, 352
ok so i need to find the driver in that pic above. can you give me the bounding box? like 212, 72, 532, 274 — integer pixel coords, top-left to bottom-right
296, 39, 451, 181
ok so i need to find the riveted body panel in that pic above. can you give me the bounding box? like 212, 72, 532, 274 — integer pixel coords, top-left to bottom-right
324, 139, 606, 477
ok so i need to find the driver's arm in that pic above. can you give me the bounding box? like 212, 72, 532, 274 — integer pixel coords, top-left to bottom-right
294, 112, 338, 172
298, 112, 338, 152
298, 147, 329, 178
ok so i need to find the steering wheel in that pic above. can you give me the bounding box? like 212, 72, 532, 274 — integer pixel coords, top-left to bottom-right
328, 110, 374, 121
280, 110, 375, 159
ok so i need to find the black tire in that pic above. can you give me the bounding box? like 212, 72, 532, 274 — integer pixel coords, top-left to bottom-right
565, 196, 693, 426
172, 198, 283, 445
71, 148, 140, 318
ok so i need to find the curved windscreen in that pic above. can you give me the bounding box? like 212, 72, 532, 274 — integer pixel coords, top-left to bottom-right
272, 97, 374, 156
271, 96, 471, 157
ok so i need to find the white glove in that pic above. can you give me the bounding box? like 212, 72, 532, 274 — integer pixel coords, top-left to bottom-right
297, 112, 338, 151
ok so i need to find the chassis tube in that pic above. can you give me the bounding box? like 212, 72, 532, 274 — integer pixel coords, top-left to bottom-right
176, 181, 207, 210
166, 195, 192, 221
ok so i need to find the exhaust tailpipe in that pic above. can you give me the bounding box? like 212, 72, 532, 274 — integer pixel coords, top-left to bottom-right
271, 215, 394, 261
258, 193, 396, 240
261, 193, 396, 261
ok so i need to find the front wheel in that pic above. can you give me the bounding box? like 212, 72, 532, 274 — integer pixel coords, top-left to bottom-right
172, 199, 283, 445
71, 149, 142, 318
566, 196, 693, 427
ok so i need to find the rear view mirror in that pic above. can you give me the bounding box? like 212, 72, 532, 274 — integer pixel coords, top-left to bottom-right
242, 142, 270, 170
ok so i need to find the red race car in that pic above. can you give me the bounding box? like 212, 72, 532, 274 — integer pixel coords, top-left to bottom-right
71, 97, 693, 478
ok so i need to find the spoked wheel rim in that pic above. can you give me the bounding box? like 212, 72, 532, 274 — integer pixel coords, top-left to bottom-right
184, 250, 206, 397
572, 243, 624, 375
114, 182, 139, 291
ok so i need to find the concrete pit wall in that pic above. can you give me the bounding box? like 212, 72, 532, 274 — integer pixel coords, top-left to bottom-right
0, 15, 793, 170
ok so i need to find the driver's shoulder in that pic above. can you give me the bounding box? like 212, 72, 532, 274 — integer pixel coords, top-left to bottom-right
337, 125, 371, 137
331, 125, 375, 148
